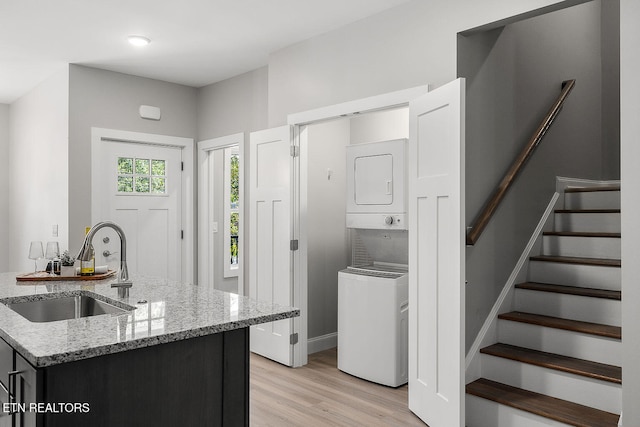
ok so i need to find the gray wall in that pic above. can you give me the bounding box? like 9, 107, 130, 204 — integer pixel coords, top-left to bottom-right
68, 65, 198, 253
461, 0, 618, 350
0, 104, 9, 272
197, 67, 268, 141
197, 67, 269, 292
601, 0, 620, 179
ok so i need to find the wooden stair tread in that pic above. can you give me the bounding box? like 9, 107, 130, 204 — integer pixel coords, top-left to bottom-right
565, 186, 620, 193
498, 311, 621, 339
481, 343, 621, 384
515, 282, 621, 300
466, 378, 619, 427
555, 209, 620, 213
543, 231, 621, 238
529, 255, 621, 267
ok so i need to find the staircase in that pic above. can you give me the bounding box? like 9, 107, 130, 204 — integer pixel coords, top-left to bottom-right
466, 185, 622, 427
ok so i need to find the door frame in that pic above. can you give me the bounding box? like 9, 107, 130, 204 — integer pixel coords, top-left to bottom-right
91, 127, 195, 284
197, 133, 245, 294
287, 85, 430, 367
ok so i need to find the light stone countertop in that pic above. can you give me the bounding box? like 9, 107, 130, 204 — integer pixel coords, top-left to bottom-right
0, 272, 299, 368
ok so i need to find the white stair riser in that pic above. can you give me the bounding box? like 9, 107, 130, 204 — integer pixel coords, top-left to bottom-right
528, 261, 620, 290
466, 394, 572, 427
554, 213, 620, 233
564, 191, 620, 210
498, 320, 621, 366
542, 235, 621, 259
481, 354, 621, 414
515, 289, 621, 326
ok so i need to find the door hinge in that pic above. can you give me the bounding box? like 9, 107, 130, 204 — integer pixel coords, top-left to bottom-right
290, 239, 299, 251
181, 161, 184, 171
290, 146, 299, 157
181, 230, 184, 239
290, 333, 299, 345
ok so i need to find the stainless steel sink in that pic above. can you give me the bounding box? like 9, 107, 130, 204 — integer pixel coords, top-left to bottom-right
1, 292, 132, 323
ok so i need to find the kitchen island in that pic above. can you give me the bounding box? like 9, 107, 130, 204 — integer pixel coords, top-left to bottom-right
0, 272, 299, 427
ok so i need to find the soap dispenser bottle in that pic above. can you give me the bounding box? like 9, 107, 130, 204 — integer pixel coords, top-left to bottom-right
80, 227, 95, 276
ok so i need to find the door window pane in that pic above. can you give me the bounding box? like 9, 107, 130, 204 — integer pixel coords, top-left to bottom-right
118, 158, 133, 174
152, 177, 166, 193
117, 157, 167, 195
118, 176, 133, 192
135, 159, 150, 175
135, 177, 150, 193
152, 160, 166, 176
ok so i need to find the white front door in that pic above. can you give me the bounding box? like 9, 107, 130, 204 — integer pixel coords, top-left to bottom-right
95, 141, 183, 281
249, 125, 295, 366
408, 79, 466, 426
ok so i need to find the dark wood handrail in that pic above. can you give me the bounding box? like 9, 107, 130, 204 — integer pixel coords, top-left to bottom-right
466, 79, 576, 246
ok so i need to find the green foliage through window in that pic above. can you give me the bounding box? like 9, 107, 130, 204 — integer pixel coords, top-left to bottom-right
230, 154, 239, 206
118, 157, 167, 195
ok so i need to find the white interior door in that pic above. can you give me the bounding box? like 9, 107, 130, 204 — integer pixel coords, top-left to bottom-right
408, 78, 465, 426
249, 125, 295, 366
96, 141, 183, 281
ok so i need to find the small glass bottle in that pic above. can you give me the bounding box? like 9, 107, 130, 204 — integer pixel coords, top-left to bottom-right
80, 227, 95, 276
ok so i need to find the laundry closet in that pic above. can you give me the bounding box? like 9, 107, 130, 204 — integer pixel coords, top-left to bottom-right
304, 106, 409, 384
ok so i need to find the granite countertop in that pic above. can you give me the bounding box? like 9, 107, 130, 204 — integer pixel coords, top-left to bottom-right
0, 272, 299, 368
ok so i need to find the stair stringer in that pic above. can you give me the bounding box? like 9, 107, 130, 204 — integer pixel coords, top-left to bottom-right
465, 191, 560, 383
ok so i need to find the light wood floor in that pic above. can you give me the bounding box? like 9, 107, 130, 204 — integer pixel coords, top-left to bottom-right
250, 347, 425, 426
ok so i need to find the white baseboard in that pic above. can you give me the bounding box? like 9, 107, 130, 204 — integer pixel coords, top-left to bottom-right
307, 332, 338, 354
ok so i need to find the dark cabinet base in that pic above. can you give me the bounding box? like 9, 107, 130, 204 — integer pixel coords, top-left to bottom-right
39, 328, 249, 427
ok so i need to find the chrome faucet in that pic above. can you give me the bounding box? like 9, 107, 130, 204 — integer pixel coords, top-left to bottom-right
77, 221, 132, 298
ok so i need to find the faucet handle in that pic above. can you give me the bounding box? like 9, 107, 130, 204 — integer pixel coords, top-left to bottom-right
111, 281, 132, 298
111, 281, 132, 289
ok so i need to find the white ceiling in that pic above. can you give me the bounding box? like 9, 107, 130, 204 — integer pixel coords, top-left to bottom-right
0, 0, 411, 104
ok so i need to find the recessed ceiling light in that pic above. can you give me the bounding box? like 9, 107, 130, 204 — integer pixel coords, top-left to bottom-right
127, 35, 151, 47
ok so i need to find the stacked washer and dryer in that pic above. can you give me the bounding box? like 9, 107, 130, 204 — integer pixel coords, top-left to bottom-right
337, 139, 409, 388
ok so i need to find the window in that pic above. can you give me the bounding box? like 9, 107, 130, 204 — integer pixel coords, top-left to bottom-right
117, 157, 166, 194
224, 147, 240, 278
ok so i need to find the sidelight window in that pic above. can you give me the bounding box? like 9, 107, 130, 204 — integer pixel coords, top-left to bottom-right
224, 147, 240, 278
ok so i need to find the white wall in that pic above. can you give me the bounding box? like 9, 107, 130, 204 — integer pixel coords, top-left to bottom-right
267, 0, 589, 127
68, 65, 197, 255
349, 107, 408, 145
0, 104, 9, 272
620, 0, 640, 424
9, 67, 69, 272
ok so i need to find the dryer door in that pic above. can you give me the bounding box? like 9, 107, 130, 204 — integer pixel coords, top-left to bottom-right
354, 153, 393, 205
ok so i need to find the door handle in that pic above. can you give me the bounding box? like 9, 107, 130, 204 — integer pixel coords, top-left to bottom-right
3, 370, 20, 414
